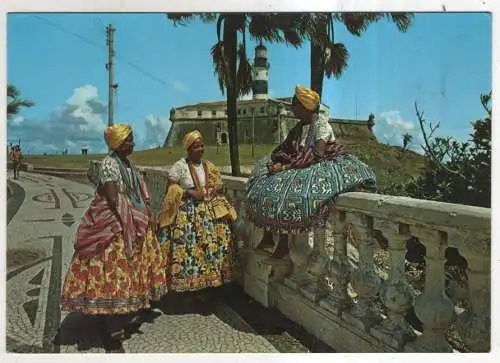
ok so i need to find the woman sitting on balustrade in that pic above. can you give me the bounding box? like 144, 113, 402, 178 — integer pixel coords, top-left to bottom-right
157, 130, 239, 298
246, 85, 377, 255
57, 123, 167, 352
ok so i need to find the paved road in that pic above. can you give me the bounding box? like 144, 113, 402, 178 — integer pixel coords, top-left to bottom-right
5, 172, 334, 354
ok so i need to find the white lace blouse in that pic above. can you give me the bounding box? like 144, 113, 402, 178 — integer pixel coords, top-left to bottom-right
167, 158, 206, 189
299, 112, 336, 147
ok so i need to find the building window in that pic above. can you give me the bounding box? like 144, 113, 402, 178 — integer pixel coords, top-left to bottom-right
197, 110, 202, 117
237, 109, 241, 115
260, 106, 265, 113
242, 108, 247, 115
212, 110, 217, 116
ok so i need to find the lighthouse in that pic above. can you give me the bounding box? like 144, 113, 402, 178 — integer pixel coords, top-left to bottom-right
252, 42, 269, 100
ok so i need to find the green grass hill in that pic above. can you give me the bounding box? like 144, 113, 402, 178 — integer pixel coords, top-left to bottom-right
21, 138, 425, 190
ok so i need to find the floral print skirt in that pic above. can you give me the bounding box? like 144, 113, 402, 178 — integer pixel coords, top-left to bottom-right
60, 229, 168, 315
157, 198, 239, 292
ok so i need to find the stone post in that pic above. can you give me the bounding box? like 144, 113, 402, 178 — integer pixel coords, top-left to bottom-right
455, 233, 490, 352
284, 233, 312, 290
320, 209, 352, 315
300, 226, 330, 302
409, 227, 454, 352
345, 213, 382, 330
371, 221, 416, 349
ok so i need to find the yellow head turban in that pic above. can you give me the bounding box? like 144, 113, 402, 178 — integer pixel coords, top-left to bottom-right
104, 123, 133, 150
295, 85, 320, 112
182, 130, 203, 150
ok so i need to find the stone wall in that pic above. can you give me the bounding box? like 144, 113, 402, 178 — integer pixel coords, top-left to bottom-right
165, 115, 374, 147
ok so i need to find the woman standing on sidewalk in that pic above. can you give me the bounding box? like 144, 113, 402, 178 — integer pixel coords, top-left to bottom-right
58, 123, 167, 352
156, 130, 239, 300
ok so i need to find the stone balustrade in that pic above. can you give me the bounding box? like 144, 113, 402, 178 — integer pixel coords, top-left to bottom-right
90, 161, 491, 353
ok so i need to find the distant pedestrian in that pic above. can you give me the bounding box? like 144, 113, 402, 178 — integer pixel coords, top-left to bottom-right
11, 145, 22, 179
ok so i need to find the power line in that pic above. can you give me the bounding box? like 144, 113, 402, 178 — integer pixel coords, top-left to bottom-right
33, 15, 104, 49
33, 15, 171, 89
114, 55, 171, 88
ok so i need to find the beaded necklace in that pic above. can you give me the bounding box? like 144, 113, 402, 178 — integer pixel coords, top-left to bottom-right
187, 158, 208, 193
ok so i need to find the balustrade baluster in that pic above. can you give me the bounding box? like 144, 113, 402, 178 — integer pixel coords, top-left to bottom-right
284, 233, 312, 290
455, 233, 490, 352
409, 227, 454, 352
371, 221, 416, 349
345, 213, 382, 330
300, 226, 329, 302
320, 209, 352, 315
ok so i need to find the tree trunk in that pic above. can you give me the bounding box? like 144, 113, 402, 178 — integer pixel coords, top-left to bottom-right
224, 17, 241, 176
310, 41, 325, 98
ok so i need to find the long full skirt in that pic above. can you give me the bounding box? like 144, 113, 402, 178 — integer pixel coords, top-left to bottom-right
60, 229, 168, 315
245, 153, 377, 234
157, 198, 239, 292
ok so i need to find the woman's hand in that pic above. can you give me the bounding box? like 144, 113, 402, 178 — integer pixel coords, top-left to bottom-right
187, 189, 206, 201
146, 205, 157, 234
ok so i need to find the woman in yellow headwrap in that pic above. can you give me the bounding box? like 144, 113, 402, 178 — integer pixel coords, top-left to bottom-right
156, 130, 238, 300
57, 123, 167, 352
246, 85, 377, 256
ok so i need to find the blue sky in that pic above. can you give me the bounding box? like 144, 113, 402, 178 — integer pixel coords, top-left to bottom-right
7, 12, 491, 154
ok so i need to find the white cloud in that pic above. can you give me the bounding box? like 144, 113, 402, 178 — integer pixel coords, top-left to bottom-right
10, 116, 24, 126
7, 85, 171, 155
170, 81, 189, 93
8, 85, 108, 154
374, 110, 424, 153
140, 115, 171, 149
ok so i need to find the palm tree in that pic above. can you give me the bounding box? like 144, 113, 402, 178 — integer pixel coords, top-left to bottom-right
167, 13, 304, 176
402, 132, 413, 151
298, 13, 414, 98
7, 84, 34, 119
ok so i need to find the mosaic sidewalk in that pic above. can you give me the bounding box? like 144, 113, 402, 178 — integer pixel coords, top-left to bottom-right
5, 172, 333, 354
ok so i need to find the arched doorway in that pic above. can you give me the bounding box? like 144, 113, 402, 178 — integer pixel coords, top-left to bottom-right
221, 132, 228, 144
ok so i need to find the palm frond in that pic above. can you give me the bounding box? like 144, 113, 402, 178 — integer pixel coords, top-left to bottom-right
337, 13, 379, 36
237, 43, 253, 96
282, 28, 303, 48
386, 13, 414, 32
248, 14, 285, 43
294, 13, 329, 40
323, 42, 349, 79
199, 13, 218, 23
166, 13, 196, 26
210, 41, 230, 95
7, 84, 20, 99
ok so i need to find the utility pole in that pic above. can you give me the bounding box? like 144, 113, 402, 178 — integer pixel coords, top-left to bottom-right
106, 24, 116, 128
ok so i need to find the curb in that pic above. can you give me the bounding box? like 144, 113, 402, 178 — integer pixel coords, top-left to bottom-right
7, 182, 13, 199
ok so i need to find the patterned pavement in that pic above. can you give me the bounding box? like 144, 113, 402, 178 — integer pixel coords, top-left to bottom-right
5, 172, 334, 354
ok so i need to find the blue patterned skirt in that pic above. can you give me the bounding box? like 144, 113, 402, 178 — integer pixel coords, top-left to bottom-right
245, 154, 377, 234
